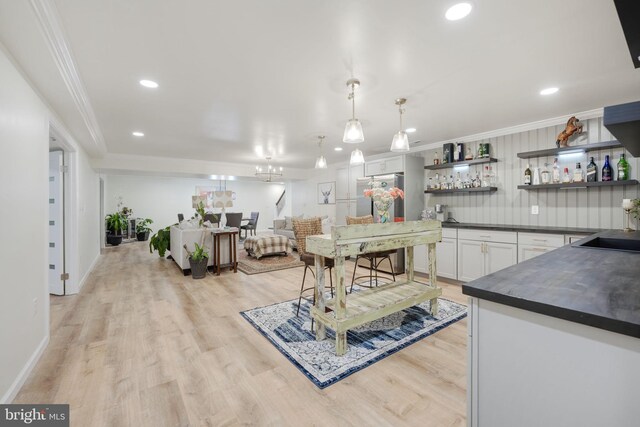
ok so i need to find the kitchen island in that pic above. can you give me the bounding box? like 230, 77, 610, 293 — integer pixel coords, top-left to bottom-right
462, 230, 640, 427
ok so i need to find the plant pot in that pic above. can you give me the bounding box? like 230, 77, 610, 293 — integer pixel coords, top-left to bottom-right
106, 234, 123, 246
189, 257, 208, 279
137, 231, 150, 241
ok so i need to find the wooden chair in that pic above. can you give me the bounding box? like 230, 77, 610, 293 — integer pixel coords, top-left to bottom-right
346, 215, 396, 292
240, 211, 259, 239
292, 217, 333, 317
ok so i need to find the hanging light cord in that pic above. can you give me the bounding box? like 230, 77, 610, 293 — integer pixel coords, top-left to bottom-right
398, 103, 404, 130
348, 84, 355, 119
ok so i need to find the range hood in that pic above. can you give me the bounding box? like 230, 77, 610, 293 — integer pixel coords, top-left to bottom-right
603, 101, 640, 157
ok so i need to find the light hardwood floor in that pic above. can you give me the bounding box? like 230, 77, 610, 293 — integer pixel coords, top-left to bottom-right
15, 242, 468, 427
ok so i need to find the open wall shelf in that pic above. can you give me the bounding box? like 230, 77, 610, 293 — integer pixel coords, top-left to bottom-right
425, 157, 497, 170
516, 140, 622, 159
517, 180, 638, 190
425, 187, 498, 194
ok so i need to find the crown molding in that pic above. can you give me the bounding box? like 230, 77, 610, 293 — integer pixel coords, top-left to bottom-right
29, 0, 106, 156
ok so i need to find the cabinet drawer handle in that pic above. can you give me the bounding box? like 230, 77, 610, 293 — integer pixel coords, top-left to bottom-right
479, 235, 491, 238
532, 239, 547, 242
530, 248, 547, 252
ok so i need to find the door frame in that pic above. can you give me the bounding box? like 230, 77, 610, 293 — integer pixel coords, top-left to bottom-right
49, 124, 80, 294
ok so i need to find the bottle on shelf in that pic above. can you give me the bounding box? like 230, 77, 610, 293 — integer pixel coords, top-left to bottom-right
552, 158, 560, 183
473, 171, 481, 188
586, 157, 597, 182
541, 163, 550, 184
488, 165, 496, 186
532, 167, 541, 185
465, 147, 474, 160
433, 151, 440, 165
617, 153, 629, 181
562, 167, 571, 183
524, 164, 532, 185
482, 166, 491, 187
455, 172, 462, 189
573, 162, 584, 182
448, 174, 454, 190
602, 155, 613, 181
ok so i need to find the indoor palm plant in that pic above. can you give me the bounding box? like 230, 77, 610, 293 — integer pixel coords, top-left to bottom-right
105, 212, 127, 246
135, 218, 154, 241
184, 242, 209, 279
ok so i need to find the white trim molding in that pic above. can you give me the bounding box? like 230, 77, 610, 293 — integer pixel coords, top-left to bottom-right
0, 335, 49, 404
29, 0, 107, 156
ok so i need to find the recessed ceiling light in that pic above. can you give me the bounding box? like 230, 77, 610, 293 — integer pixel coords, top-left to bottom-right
445, 3, 472, 21
334, 147, 343, 152
132, 131, 144, 137
139, 79, 158, 88
540, 87, 559, 96
406, 128, 417, 133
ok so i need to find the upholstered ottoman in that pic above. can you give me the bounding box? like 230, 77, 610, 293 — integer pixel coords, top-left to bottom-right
244, 235, 292, 259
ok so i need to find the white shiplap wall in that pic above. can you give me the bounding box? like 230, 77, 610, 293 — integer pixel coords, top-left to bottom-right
424, 117, 640, 230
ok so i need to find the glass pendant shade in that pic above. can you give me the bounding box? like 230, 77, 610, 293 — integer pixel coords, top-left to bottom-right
350, 149, 365, 165
343, 119, 364, 143
390, 131, 410, 152
315, 155, 327, 169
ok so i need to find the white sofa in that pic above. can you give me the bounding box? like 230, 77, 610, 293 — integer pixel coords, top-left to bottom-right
272, 215, 334, 249
170, 225, 232, 274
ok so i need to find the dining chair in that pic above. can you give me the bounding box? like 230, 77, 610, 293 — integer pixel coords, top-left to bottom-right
240, 211, 259, 239
225, 212, 243, 229
346, 215, 396, 292
292, 217, 334, 318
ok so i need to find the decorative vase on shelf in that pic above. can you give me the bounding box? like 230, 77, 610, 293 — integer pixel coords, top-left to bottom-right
374, 200, 392, 223
220, 209, 227, 228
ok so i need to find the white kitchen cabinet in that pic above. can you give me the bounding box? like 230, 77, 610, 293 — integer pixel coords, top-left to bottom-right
415, 228, 457, 279
457, 229, 517, 282
517, 232, 565, 262
457, 239, 484, 282
336, 165, 364, 200
335, 200, 357, 226
365, 156, 404, 176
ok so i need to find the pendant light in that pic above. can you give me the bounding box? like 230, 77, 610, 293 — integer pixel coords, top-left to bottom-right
343, 79, 364, 143
390, 98, 410, 152
314, 136, 327, 169
350, 149, 364, 165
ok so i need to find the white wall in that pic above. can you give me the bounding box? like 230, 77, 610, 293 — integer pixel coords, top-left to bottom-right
72, 147, 100, 292
291, 167, 339, 219
0, 46, 49, 402
104, 174, 286, 233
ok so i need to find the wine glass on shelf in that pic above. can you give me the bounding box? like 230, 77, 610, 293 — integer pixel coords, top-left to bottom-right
622, 199, 634, 232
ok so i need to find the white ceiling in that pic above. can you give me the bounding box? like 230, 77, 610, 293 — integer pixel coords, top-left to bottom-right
1, 0, 639, 169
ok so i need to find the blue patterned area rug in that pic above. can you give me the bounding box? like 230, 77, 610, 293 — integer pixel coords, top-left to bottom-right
240, 294, 467, 389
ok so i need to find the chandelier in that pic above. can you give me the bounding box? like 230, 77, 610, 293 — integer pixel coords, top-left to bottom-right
255, 156, 283, 182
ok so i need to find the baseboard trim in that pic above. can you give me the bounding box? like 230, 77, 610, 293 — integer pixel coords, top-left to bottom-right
0, 334, 49, 404
73, 252, 100, 294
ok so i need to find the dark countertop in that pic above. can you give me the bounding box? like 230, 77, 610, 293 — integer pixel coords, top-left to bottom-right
462, 230, 640, 339
442, 221, 602, 235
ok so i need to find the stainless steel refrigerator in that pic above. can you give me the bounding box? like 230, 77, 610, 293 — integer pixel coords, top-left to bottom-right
356, 174, 405, 274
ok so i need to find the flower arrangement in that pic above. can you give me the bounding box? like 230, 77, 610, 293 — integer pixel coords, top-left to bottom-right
364, 181, 404, 223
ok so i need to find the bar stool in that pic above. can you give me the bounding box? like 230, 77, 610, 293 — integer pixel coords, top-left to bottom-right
346, 215, 396, 293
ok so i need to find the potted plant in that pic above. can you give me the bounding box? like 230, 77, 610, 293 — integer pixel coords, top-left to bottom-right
149, 226, 171, 257
136, 218, 154, 241
105, 212, 126, 246
184, 242, 209, 279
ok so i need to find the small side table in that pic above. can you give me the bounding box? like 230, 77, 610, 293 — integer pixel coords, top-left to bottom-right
211, 229, 238, 275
